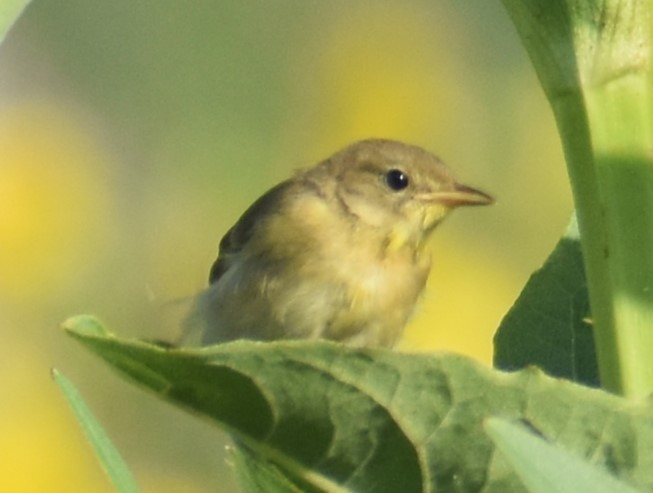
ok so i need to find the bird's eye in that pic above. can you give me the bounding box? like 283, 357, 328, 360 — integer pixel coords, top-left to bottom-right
385, 169, 409, 191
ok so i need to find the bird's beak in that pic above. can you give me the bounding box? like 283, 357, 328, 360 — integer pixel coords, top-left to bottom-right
423, 182, 494, 207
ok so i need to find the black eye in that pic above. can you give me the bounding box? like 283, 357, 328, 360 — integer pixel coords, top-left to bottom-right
385, 169, 409, 191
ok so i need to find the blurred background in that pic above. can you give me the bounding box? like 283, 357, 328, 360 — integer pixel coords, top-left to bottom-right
0, 1, 573, 492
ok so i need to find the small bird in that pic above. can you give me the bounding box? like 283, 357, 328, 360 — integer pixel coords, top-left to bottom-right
194, 139, 492, 348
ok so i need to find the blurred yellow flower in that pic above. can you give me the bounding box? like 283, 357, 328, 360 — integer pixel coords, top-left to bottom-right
0, 344, 115, 493
298, 3, 472, 151
0, 102, 115, 302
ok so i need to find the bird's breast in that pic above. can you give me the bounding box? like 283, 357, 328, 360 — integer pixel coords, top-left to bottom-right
251, 190, 432, 346
309, 227, 431, 346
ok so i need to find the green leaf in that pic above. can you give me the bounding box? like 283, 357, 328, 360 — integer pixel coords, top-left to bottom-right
486, 418, 641, 493
0, 0, 30, 45
63, 315, 653, 493
52, 368, 141, 493
494, 215, 599, 386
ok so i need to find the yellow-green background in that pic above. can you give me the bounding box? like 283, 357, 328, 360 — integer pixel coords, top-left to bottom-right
0, 2, 572, 491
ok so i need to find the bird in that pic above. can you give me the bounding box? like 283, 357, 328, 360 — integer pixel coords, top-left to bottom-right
192, 138, 493, 348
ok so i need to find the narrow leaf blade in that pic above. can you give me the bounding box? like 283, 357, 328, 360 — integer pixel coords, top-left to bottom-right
231, 446, 322, 493
52, 368, 141, 493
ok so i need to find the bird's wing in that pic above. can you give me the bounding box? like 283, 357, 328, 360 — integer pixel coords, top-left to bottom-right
208, 179, 294, 284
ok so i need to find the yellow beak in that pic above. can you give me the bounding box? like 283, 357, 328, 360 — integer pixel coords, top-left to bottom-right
421, 182, 494, 207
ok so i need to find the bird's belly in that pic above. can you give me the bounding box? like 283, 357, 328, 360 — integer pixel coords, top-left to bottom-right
319, 254, 429, 346
201, 248, 429, 347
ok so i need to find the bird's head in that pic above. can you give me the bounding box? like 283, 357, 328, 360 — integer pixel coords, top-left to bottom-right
314, 139, 493, 250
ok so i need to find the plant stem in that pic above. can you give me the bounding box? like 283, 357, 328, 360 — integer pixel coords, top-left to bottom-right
501, 0, 653, 397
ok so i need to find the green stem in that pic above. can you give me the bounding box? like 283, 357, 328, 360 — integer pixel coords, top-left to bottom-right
502, 0, 653, 397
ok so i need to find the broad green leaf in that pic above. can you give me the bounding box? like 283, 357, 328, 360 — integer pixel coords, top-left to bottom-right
486, 418, 641, 493
63, 315, 653, 493
0, 0, 30, 45
494, 216, 599, 386
52, 368, 141, 493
